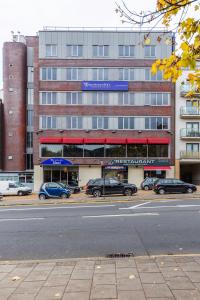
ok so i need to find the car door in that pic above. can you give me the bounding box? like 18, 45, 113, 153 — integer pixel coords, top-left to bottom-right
7, 183, 18, 195
45, 183, 61, 197
164, 179, 174, 193
109, 178, 123, 194
172, 179, 185, 193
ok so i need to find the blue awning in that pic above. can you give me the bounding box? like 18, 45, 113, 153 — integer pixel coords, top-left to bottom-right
41, 158, 73, 166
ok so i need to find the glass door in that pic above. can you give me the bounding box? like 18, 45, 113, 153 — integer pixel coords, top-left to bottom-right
186, 122, 199, 137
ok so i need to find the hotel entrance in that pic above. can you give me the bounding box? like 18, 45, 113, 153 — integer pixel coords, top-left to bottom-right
43, 166, 79, 186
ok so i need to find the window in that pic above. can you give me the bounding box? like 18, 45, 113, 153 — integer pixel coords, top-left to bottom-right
119, 45, 135, 57
106, 145, 126, 157
65, 92, 83, 105
45, 44, 57, 57
144, 45, 156, 57
145, 117, 169, 130
92, 68, 108, 80
119, 68, 134, 80
148, 144, 168, 157
93, 45, 109, 57
63, 144, 84, 157
26, 154, 33, 170
84, 144, 105, 157
66, 68, 82, 80
186, 143, 199, 152
127, 145, 147, 157
26, 132, 33, 148
41, 68, 57, 80
118, 117, 134, 129
66, 116, 83, 129
41, 92, 57, 105
145, 93, 170, 106
118, 93, 135, 105
27, 89, 34, 105
27, 110, 33, 127
66, 45, 83, 57
145, 68, 162, 81
41, 116, 57, 129
92, 117, 108, 129
41, 145, 62, 157
92, 92, 109, 105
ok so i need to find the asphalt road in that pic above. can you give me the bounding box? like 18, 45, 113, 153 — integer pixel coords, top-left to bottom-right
0, 198, 200, 260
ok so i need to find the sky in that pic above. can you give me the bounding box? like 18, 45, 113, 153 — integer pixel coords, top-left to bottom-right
0, 0, 158, 87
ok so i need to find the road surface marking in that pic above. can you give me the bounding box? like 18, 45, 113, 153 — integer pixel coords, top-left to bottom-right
83, 213, 159, 218
129, 204, 200, 209
0, 204, 116, 212
119, 202, 150, 210
0, 218, 45, 222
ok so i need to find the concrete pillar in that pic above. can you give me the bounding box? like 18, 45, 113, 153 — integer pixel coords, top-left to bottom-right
175, 160, 180, 179
166, 166, 175, 178
128, 166, 143, 188
34, 165, 43, 192
79, 166, 101, 187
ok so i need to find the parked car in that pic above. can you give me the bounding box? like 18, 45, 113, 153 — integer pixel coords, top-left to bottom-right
38, 182, 71, 200
86, 178, 137, 197
58, 182, 81, 194
0, 181, 32, 196
140, 177, 158, 190
153, 178, 197, 194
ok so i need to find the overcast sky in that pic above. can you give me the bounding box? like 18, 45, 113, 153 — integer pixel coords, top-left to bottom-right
0, 0, 158, 87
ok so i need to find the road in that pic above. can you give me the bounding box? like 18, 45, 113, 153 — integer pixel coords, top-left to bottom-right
0, 198, 200, 260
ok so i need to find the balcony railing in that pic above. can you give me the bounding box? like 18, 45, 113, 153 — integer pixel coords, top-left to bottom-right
180, 128, 200, 138
180, 106, 200, 116
180, 84, 200, 97
180, 151, 200, 159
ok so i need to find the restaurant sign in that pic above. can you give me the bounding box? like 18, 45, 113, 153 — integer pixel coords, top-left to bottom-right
109, 159, 171, 166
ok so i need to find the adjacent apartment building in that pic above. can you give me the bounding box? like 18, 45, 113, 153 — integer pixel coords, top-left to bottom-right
2, 28, 175, 191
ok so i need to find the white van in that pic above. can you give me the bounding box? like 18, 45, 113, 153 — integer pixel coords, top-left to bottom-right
0, 181, 32, 196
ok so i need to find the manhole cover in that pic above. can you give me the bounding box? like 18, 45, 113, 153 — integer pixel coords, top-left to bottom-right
106, 252, 134, 258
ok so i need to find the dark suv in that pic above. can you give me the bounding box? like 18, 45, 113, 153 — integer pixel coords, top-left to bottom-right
141, 177, 158, 190
153, 178, 197, 194
86, 178, 137, 197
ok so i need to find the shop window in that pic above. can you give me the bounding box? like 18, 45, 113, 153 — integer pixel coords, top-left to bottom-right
84, 144, 105, 157
102, 166, 128, 183
106, 144, 126, 157
144, 170, 166, 179
63, 144, 84, 157
41, 145, 62, 157
127, 144, 147, 157
148, 144, 168, 157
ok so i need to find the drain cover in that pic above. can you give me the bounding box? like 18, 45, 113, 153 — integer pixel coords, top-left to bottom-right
106, 252, 134, 258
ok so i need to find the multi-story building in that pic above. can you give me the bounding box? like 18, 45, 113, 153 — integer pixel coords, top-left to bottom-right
176, 66, 200, 184
0, 99, 3, 171
2, 28, 175, 191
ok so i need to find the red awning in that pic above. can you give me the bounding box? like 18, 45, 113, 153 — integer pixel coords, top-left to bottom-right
39, 137, 63, 144
105, 138, 127, 144
62, 138, 83, 144
144, 166, 171, 170
84, 138, 106, 144
147, 138, 170, 144
127, 138, 148, 144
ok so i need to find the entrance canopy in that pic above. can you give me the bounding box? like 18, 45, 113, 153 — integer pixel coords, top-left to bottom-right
41, 158, 73, 166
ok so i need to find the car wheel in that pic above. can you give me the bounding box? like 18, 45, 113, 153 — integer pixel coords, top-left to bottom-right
144, 185, 149, 191
60, 193, 67, 199
124, 189, 133, 196
93, 190, 101, 197
159, 189, 165, 195
39, 194, 46, 200
187, 188, 193, 193
17, 191, 24, 196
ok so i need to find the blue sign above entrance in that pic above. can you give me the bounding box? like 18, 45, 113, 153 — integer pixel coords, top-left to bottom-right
41, 158, 73, 166
82, 81, 128, 91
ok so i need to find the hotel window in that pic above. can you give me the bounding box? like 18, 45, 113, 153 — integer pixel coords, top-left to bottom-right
145, 68, 162, 81
27, 110, 33, 127
41, 144, 63, 157
41, 116, 57, 129
65, 92, 83, 105
144, 45, 156, 57
66, 45, 83, 57
92, 45, 109, 57
41, 92, 57, 105
145, 93, 170, 105
26, 132, 33, 148
92, 92, 109, 105
63, 144, 84, 157
45, 44, 57, 57
118, 117, 134, 129
119, 45, 135, 57
106, 145, 126, 157
148, 145, 168, 157
41, 68, 57, 80
84, 144, 105, 157
92, 68, 109, 80
118, 93, 135, 105
145, 117, 169, 130
127, 145, 147, 157
66, 68, 82, 80
92, 117, 109, 129
66, 116, 83, 129
119, 68, 134, 80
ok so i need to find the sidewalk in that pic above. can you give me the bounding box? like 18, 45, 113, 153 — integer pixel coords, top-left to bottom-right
1, 255, 200, 299
1, 188, 200, 207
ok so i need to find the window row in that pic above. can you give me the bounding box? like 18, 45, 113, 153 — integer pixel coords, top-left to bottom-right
40, 67, 164, 81
40, 116, 170, 130
45, 44, 156, 58
40, 92, 171, 106
41, 144, 169, 158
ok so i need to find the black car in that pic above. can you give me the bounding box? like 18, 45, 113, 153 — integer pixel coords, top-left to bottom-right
153, 178, 197, 194
86, 178, 137, 197
140, 177, 158, 190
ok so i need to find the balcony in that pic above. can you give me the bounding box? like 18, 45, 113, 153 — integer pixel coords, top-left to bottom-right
180, 151, 200, 159
180, 83, 200, 97
180, 106, 200, 118
180, 129, 200, 139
